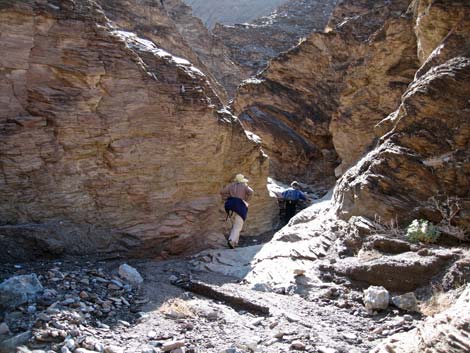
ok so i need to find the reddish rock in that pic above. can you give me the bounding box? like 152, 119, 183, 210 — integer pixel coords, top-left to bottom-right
0, 0, 277, 260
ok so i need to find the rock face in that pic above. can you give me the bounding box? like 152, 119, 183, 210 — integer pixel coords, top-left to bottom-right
232, 0, 417, 184
0, 0, 277, 260
183, 0, 288, 29
213, 0, 339, 76
334, 0, 470, 230
372, 284, 470, 353
163, 0, 248, 97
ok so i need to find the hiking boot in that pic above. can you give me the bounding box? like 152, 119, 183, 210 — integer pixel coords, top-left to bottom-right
227, 240, 235, 249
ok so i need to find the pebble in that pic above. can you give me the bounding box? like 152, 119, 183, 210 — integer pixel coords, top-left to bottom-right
290, 340, 306, 350
0, 322, 10, 335
103, 346, 124, 353
317, 347, 337, 353
162, 340, 185, 352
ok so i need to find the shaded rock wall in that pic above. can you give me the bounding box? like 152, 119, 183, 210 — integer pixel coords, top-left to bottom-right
334, 0, 470, 231
213, 0, 339, 77
0, 0, 278, 261
232, 0, 417, 184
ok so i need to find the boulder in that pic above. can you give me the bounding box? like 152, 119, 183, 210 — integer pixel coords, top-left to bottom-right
118, 264, 143, 287
334, 252, 450, 293
392, 292, 418, 312
363, 286, 390, 313
0, 274, 43, 311
0, 0, 277, 260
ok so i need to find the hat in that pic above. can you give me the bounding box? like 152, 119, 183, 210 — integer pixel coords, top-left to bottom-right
234, 174, 249, 183
290, 181, 300, 187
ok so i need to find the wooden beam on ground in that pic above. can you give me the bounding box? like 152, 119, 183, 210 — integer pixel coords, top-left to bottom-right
174, 279, 270, 316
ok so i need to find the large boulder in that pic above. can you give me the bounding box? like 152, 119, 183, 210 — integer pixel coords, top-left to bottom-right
0, 0, 277, 260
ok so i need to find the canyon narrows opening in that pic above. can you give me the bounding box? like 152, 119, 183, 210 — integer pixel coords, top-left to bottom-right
0, 1, 469, 353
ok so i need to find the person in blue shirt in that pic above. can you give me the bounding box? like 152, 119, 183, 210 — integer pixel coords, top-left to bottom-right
281, 181, 306, 222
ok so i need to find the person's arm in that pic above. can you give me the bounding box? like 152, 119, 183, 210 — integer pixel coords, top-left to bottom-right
245, 186, 254, 201
298, 190, 307, 201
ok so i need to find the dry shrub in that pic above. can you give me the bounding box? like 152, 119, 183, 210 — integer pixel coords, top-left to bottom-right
419, 286, 456, 317
159, 298, 195, 319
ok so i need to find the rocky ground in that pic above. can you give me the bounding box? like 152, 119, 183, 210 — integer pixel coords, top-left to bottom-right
0, 254, 423, 353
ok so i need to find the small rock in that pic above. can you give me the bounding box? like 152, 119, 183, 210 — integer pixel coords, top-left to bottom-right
403, 314, 413, 321
293, 269, 306, 276
0, 322, 10, 335
0, 331, 32, 352
104, 346, 124, 353
61, 347, 72, 353
75, 349, 100, 353
171, 348, 185, 353
0, 274, 43, 310
162, 340, 185, 352
118, 264, 143, 287
290, 340, 306, 350
392, 292, 418, 312
317, 347, 337, 353
363, 286, 390, 313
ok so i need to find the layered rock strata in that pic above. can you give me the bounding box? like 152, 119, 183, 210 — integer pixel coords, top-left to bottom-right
0, 0, 277, 260
213, 0, 339, 77
94, 0, 233, 103
233, 0, 416, 184
335, 0, 470, 231
163, 0, 248, 97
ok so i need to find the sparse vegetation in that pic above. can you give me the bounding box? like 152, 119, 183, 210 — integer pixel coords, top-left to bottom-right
406, 219, 441, 244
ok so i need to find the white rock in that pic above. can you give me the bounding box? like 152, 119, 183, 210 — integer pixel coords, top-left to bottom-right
118, 264, 143, 287
364, 286, 390, 312
291, 340, 306, 350
162, 340, 185, 352
104, 345, 124, 353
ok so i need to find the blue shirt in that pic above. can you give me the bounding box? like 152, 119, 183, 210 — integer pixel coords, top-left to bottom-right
282, 188, 306, 201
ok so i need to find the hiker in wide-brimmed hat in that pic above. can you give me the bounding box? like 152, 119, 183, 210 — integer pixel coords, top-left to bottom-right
220, 174, 253, 249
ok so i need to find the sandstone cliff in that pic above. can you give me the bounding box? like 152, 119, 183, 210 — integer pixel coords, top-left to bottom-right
213, 0, 339, 77
334, 0, 470, 232
0, 0, 278, 261
232, 0, 416, 184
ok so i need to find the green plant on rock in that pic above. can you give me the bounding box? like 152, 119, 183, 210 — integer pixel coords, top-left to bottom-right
406, 219, 441, 244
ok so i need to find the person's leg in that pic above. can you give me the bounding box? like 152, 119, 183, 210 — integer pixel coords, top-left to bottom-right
285, 201, 297, 221
228, 213, 244, 247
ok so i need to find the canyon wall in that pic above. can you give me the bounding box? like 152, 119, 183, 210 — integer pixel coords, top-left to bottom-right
334, 0, 470, 231
233, 0, 417, 184
0, 0, 278, 261
213, 0, 339, 77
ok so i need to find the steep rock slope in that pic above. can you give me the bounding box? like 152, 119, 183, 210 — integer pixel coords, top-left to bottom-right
0, 0, 277, 261
183, 0, 288, 30
213, 0, 339, 77
232, 0, 416, 184
335, 0, 470, 231
94, 0, 231, 103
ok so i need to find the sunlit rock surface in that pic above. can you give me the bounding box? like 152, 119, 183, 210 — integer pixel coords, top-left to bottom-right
334, 0, 470, 230
233, 0, 417, 184
0, 0, 277, 261
372, 284, 470, 353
